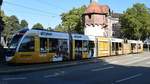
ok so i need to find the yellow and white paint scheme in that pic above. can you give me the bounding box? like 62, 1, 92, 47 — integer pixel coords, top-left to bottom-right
122, 40, 131, 54
6, 28, 144, 64
6, 29, 70, 63
110, 38, 123, 55
129, 40, 143, 53
6, 29, 93, 63
72, 34, 90, 60
96, 37, 110, 57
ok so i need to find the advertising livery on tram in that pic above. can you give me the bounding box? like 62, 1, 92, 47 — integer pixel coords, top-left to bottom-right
5, 28, 143, 64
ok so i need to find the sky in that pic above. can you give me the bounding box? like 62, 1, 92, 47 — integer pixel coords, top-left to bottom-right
1, 0, 150, 29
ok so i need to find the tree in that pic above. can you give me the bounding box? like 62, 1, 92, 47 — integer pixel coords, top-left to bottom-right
55, 6, 86, 33
55, 24, 64, 32
2, 15, 21, 39
32, 23, 44, 29
1, 11, 29, 43
0, 10, 5, 32
20, 20, 28, 28
120, 3, 150, 40
47, 27, 53, 31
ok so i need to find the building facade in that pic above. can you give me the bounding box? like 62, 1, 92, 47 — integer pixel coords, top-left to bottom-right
82, 0, 121, 38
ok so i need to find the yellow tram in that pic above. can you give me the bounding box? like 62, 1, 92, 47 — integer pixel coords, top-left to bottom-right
6, 29, 91, 63
5, 29, 144, 63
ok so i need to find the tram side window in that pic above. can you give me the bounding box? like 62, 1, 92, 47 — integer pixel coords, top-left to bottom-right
75, 40, 82, 51
112, 42, 115, 51
83, 41, 88, 52
131, 44, 135, 50
40, 38, 47, 53
89, 41, 95, 48
138, 44, 141, 49
116, 43, 119, 50
89, 41, 95, 57
49, 39, 58, 52
19, 36, 34, 52
119, 43, 122, 50
59, 40, 68, 52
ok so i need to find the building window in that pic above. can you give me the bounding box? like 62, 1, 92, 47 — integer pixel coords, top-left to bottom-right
88, 15, 92, 19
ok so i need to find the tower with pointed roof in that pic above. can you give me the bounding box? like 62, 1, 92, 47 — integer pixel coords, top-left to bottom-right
83, 0, 110, 37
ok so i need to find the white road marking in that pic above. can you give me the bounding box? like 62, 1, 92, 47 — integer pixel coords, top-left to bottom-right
115, 73, 142, 83
103, 63, 109, 65
91, 66, 114, 72
124, 57, 150, 65
146, 62, 150, 64
44, 71, 65, 78
44, 73, 60, 78
2, 77, 27, 81
133, 57, 140, 58
111, 61, 119, 63
104, 54, 136, 61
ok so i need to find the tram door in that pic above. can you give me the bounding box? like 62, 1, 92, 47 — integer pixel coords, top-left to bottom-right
39, 38, 49, 62
74, 40, 83, 60
111, 42, 116, 55
131, 43, 136, 53
48, 39, 69, 62
73, 40, 89, 60
58, 39, 69, 61
82, 40, 89, 59
89, 41, 95, 58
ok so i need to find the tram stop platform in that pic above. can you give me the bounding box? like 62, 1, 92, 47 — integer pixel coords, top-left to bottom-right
0, 59, 99, 75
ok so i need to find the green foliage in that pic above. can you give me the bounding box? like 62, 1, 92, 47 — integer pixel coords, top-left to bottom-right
55, 24, 64, 32
20, 20, 28, 28
120, 3, 150, 40
2, 15, 22, 39
55, 6, 86, 33
47, 27, 53, 31
1, 10, 29, 41
0, 10, 5, 17
32, 23, 44, 29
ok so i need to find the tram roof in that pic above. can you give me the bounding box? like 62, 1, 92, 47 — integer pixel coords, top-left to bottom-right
128, 40, 143, 44
26, 29, 89, 40
87, 35, 96, 41
72, 34, 89, 40
111, 38, 124, 42
27, 29, 69, 39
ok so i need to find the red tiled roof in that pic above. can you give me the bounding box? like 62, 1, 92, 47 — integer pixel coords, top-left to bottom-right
84, 2, 110, 14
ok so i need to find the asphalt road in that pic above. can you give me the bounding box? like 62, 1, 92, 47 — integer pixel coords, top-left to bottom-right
1, 52, 150, 84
